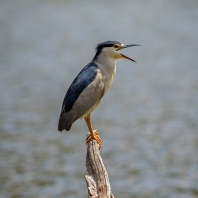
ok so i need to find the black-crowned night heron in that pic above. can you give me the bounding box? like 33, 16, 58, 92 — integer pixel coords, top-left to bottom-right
58, 41, 140, 149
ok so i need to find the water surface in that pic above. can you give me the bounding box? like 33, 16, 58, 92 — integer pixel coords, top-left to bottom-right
0, 1, 198, 197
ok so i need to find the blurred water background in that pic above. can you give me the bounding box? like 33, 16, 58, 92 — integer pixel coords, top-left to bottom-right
0, 0, 198, 198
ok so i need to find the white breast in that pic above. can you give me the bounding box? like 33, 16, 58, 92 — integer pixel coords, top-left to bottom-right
96, 58, 116, 95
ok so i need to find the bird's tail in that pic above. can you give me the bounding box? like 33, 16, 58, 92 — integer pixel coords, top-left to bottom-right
58, 112, 74, 132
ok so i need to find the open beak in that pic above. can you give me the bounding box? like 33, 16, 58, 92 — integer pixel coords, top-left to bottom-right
120, 44, 141, 63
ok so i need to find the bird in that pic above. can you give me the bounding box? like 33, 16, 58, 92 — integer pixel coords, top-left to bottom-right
58, 40, 140, 149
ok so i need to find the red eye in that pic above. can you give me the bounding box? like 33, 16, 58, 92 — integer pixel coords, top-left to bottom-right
114, 44, 119, 48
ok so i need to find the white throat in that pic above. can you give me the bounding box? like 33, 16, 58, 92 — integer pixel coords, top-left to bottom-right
94, 53, 117, 94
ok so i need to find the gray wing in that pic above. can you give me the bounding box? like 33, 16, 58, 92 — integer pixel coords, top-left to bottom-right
58, 62, 105, 131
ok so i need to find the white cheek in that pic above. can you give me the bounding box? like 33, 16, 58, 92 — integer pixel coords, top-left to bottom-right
102, 47, 116, 57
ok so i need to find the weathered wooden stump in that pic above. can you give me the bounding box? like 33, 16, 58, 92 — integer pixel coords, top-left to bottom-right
85, 132, 114, 198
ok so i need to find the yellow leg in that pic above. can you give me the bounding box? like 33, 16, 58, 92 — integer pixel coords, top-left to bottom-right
85, 115, 102, 149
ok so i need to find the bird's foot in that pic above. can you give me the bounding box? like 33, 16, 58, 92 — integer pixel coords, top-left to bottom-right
86, 130, 102, 150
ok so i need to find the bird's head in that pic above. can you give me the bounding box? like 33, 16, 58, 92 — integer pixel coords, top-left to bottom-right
93, 41, 140, 63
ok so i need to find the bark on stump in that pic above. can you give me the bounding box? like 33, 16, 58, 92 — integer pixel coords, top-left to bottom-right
85, 132, 114, 198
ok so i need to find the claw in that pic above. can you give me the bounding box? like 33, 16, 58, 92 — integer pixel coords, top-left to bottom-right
86, 130, 102, 149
